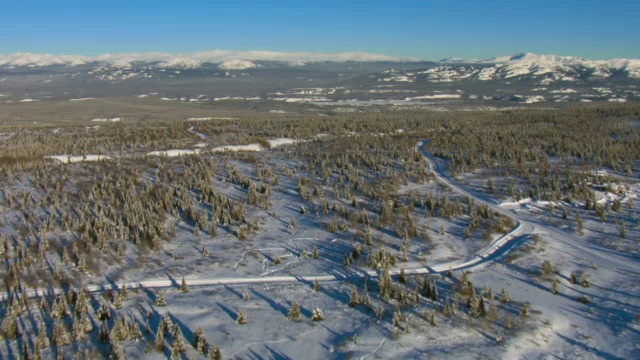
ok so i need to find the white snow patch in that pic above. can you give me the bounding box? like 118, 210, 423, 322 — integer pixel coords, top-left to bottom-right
147, 149, 201, 157
524, 95, 546, 103
45, 155, 112, 163
405, 94, 461, 101
212, 144, 263, 152
90, 117, 121, 122
218, 60, 257, 70
550, 88, 577, 94
268, 138, 298, 148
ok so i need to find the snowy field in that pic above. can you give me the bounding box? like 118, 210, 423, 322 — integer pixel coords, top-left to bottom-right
0, 114, 639, 359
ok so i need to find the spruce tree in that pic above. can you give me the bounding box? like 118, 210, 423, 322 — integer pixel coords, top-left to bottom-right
155, 292, 167, 306
312, 308, 324, 321
208, 343, 223, 360
348, 287, 359, 307
236, 311, 247, 324
179, 277, 189, 293
288, 301, 301, 321
155, 322, 165, 351
172, 325, 186, 353
498, 288, 510, 303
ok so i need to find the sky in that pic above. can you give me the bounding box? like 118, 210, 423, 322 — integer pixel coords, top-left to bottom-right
1, 0, 639, 60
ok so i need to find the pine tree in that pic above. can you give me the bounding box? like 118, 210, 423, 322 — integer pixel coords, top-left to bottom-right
412, 289, 420, 306
348, 287, 359, 307
113, 293, 122, 309
399, 268, 406, 283
576, 212, 584, 235
428, 311, 437, 326
313, 278, 321, 292
498, 288, 510, 303
194, 326, 205, 348
163, 312, 173, 330
52, 320, 70, 347
551, 279, 560, 294
542, 260, 554, 276
478, 297, 487, 317
236, 311, 247, 324
36, 320, 49, 348
77, 257, 87, 272
422, 276, 431, 298
155, 293, 167, 306
72, 314, 85, 342
120, 283, 129, 300
172, 325, 186, 353
243, 290, 250, 301
197, 336, 206, 355
570, 272, 577, 284
443, 298, 452, 317
208, 343, 223, 360
170, 344, 181, 360
193, 326, 206, 354
155, 322, 165, 351
487, 301, 498, 320
179, 277, 189, 293
311, 308, 324, 321
2, 313, 19, 339
288, 301, 301, 321
129, 323, 142, 341
97, 302, 111, 321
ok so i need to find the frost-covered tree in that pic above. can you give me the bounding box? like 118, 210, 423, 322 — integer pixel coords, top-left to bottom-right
288, 301, 301, 321
155, 292, 167, 306
180, 277, 189, 293
498, 288, 510, 303
348, 287, 359, 307
312, 308, 324, 321
236, 311, 247, 324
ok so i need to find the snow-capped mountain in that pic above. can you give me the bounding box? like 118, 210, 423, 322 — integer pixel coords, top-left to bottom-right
218, 60, 257, 70
437, 52, 640, 80
1, 51, 638, 105
157, 57, 202, 69
0, 50, 409, 69
0, 52, 89, 67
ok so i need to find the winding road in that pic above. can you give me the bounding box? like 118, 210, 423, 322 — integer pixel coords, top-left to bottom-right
3, 141, 557, 301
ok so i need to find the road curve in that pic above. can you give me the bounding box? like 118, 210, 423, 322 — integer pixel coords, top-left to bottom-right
1, 141, 532, 301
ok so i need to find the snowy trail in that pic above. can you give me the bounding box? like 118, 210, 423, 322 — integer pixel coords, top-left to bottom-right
187, 125, 208, 139
1, 141, 531, 302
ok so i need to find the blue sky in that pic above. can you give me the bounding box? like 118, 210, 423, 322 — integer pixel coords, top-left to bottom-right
1, 0, 638, 60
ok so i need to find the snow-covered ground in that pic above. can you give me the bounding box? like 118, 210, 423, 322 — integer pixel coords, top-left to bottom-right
44, 154, 112, 163
2, 134, 638, 359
